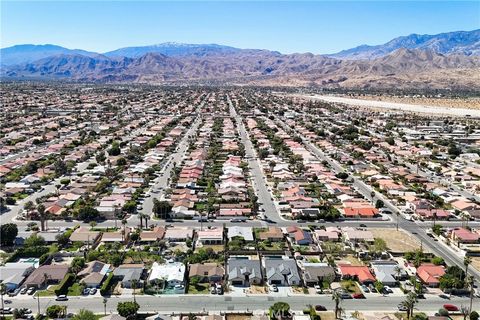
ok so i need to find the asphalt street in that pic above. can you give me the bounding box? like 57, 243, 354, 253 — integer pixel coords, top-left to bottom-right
9, 293, 478, 314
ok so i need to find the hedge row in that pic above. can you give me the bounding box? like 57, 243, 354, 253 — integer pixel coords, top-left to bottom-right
100, 272, 114, 296
54, 273, 75, 296
7, 246, 49, 262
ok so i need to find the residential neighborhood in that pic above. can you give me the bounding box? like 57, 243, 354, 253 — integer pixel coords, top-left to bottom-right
1, 85, 480, 319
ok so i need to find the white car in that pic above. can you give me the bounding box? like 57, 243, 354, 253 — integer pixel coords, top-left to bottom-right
269, 284, 278, 292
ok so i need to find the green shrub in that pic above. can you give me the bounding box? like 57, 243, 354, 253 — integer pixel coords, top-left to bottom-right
54, 273, 75, 296
100, 272, 114, 296
46, 305, 64, 318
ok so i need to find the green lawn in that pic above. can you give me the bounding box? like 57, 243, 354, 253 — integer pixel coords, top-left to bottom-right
67, 283, 84, 296
37, 287, 56, 296
37, 282, 84, 297
188, 283, 210, 294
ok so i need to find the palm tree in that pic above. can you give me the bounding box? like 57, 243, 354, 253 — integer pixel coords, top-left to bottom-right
37, 204, 46, 231
332, 289, 343, 319
400, 292, 417, 319
464, 256, 472, 279
103, 297, 108, 316
131, 279, 138, 304
394, 266, 402, 282
24, 201, 34, 217
412, 251, 422, 294
144, 215, 149, 229
467, 275, 474, 314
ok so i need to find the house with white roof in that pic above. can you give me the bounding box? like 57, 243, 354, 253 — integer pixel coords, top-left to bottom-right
148, 262, 185, 292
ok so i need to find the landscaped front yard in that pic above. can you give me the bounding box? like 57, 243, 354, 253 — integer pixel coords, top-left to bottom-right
340, 280, 361, 294
188, 283, 210, 294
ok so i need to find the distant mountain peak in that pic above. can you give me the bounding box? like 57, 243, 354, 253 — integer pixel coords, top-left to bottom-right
329, 29, 480, 60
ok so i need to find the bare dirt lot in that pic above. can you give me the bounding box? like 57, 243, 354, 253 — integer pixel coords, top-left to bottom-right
370, 228, 423, 253
470, 257, 480, 272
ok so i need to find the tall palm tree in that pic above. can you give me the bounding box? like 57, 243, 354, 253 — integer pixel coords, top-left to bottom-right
37, 204, 46, 231
131, 279, 138, 304
464, 256, 472, 279
467, 275, 474, 314
400, 292, 417, 320
103, 297, 108, 316
144, 215, 149, 229
121, 219, 127, 242
332, 289, 343, 319
413, 251, 422, 294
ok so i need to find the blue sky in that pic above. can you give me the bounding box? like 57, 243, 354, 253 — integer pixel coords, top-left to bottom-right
1, 1, 479, 54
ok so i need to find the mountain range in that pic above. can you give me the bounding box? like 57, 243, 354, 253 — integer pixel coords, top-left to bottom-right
1, 29, 479, 89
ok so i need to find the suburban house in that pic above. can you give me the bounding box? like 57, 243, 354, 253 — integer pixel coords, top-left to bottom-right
113, 264, 144, 288
449, 227, 480, 244
164, 227, 194, 243
78, 260, 111, 288
148, 262, 185, 292
314, 228, 341, 242
69, 227, 101, 244
227, 226, 254, 242
227, 257, 262, 286
196, 227, 224, 246
337, 264, 376, 284
343, 228, 375, 244
0, 262, 36, 291
286, 227, 313, 245
100, 227, 131, 243
257, 227, 284, 242
139, 226, 165, 243
416, 264, 445, 287
188, 263, 225, 283
302, 262, 336, 287
371, 261, 405, 286
23, 265, 69, 288
263, 258, 301, 286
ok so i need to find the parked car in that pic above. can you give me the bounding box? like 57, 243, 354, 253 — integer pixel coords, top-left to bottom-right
314, 305, 327, 311
55, 295, 68, 301
352, 293, 365, 299
361, 285, 370, 293
216, 287, 223, 295
314, 284, 322, 293
26, 288, 35, 295
89, 288, 97, 295
20, 287, 28, 295
83, 288, 90, 295
0, 308, 13, 314
443, 304, 459, 312
383, 286, 393, 294
210, 287, 216, 294
8, 288, 21, 297
269, 284, 278, 292
340, 293, 352, 299
398, 304, 408, 311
